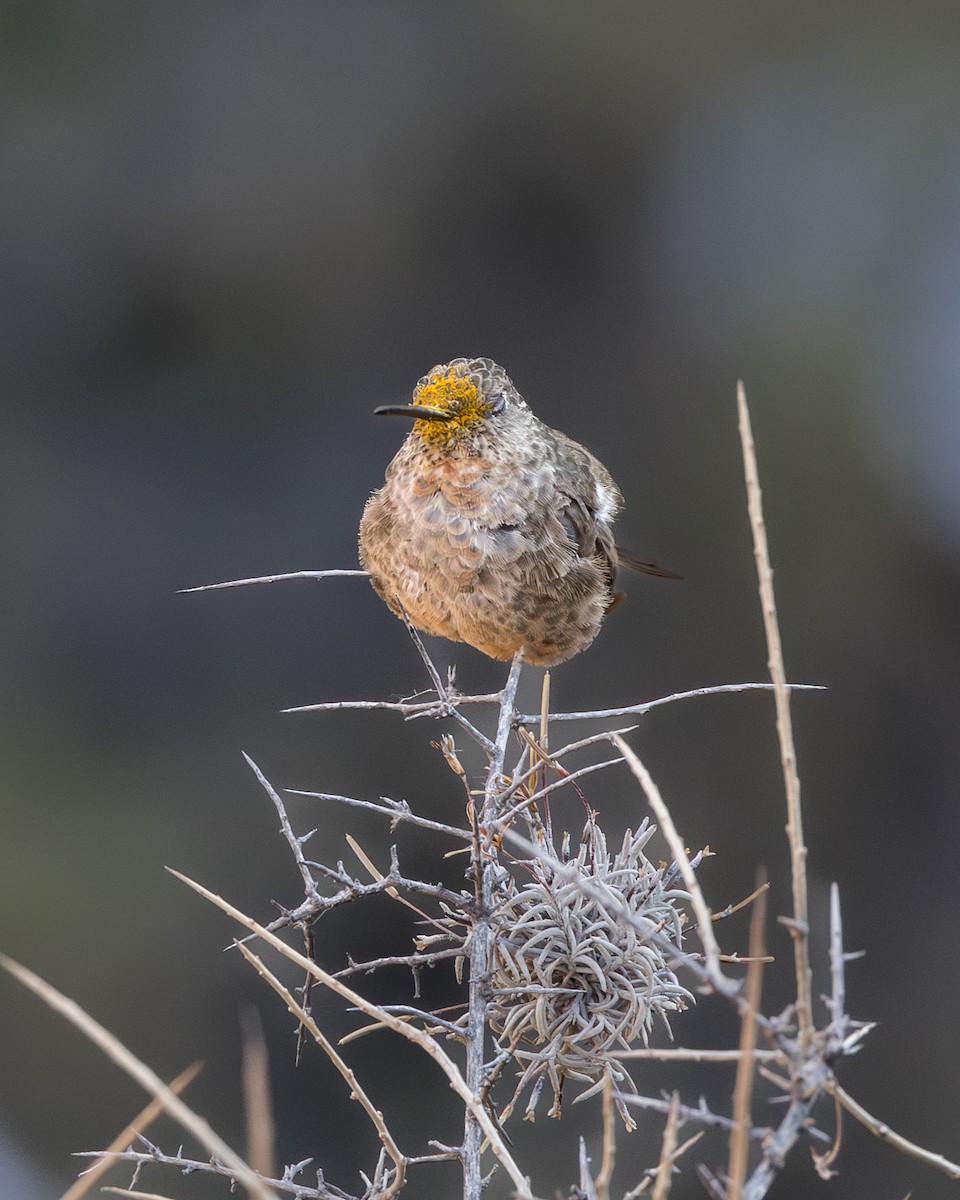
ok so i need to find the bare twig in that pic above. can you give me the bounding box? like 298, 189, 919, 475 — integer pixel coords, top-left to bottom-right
623, 1126, 705, 1199
493, 755, 624, 828
727, 875, 768, 1200
712, 881, 770, 923
345, 834, 455, 938
78, 1144, 342, 1200
333, 947, 462, 980
284, 692, 503, 717
59, 1061, 202, 1200
397, 608, 494, 750
738, 381, 813, 1055
811, 1090, 843, 1180
612, 735, 728, 993
0, 954, 275, 1200
178, 569, 368, 593
827, 881, 846, 1038
494, 724, 640, 810
614, 1048, 783, 1064
235, 941, 407, 1197
284, 681, 822, 721
285, 788, 471, 842
165, 868, 533, 1198
829, 1081, 960, 1180
578, 1137, 599, 1200
515, 681, 824, 724
245, 753, 324, 903
235, 858, 467, 944
620, 1092, 776, 1141
102, 1188, 181, 1200
283, 695, 471, 718
741, 1087, 822, 1198
342, 1002, 467, 1041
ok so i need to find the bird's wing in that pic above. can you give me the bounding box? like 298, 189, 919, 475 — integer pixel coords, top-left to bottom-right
559, 494, 618, 590
550, 432, 682, 582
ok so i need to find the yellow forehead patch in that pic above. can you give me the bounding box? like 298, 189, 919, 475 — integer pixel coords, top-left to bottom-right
413, 368, 487, 444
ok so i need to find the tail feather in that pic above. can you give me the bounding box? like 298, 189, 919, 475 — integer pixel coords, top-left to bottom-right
616, 546, 683, 580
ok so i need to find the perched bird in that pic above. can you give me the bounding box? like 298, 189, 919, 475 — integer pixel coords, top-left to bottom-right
359, 358, 678, 667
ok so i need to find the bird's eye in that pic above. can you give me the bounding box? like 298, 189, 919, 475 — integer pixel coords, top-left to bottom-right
490, 392, 507, 414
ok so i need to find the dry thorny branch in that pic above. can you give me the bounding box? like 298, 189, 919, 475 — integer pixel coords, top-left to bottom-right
4, 385, 960, 1200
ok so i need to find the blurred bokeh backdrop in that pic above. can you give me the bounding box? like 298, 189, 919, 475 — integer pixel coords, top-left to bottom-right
3, 4, 960, 1198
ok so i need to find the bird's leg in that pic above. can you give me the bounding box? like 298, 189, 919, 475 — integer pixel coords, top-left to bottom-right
395, 599, 494, 752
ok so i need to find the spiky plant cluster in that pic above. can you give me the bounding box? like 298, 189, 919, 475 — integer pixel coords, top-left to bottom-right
489, 817, 695, 1120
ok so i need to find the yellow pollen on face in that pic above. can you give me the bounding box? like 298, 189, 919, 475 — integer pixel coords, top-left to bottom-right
413, 370, 487, 445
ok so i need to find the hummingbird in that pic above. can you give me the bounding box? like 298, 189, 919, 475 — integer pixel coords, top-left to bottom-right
358, 358, 679, 667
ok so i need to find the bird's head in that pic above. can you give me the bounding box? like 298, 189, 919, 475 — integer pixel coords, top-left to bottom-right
375, 358, 526, 448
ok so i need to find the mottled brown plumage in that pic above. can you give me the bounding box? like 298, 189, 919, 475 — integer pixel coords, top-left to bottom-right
359, 358, 676, 666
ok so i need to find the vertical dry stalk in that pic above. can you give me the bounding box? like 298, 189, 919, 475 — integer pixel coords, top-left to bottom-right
239, 1006, 276, 1178
594, 1074, 617, 1200
737, 381, 813, 1054
651, 1091, 681, 1200
726, 875, 768, 1198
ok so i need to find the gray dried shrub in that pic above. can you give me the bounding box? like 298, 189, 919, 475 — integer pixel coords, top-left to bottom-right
489, 817, 694, 1118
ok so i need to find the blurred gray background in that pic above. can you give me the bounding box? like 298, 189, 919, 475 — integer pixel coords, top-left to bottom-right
3, 3, 960, 1198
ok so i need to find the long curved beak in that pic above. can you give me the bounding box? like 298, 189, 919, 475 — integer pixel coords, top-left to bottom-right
374, 404, 455, 421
